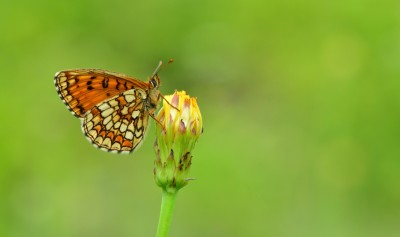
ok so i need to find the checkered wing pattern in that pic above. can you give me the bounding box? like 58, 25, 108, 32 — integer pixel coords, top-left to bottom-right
82, 89, 149, 154
54, 69, 156, 154
54, 69, 148, 118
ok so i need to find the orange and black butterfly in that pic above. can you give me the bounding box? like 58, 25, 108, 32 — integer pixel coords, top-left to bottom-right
54, 62, 164, 154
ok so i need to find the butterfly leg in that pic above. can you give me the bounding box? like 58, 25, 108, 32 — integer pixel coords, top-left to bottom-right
149, 113, 167, 132
160, 93, 180, 112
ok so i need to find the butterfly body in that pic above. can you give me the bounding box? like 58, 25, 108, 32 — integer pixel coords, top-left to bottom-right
54, 65, 162, 154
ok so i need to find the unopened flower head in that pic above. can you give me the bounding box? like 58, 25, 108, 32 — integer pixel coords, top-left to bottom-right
154, 91, 202, 192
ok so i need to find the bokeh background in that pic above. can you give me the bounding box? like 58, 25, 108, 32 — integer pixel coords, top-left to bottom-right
1, 0, 400, 236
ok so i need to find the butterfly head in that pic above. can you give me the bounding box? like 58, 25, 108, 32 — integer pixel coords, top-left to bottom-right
149, 74, 161, 89
149, 61, 163, 88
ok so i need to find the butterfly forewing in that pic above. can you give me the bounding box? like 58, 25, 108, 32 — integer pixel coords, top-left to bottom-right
54, 68, 159, 153
54, 69, 149, 117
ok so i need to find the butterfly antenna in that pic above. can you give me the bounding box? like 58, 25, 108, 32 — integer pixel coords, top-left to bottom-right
151, 59, 174, 78
151, 61, 163, 78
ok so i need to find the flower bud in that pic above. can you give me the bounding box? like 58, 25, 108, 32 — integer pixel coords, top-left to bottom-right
154, 91, 202, 192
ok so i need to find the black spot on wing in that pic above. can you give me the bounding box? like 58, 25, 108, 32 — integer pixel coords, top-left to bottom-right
102, 77, 109, 88
77, 105, 85, 114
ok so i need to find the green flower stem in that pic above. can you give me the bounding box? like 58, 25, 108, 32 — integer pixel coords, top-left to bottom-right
156, 190, 178, 237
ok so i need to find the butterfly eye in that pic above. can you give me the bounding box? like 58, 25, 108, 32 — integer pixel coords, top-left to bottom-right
150, 78, 158, 88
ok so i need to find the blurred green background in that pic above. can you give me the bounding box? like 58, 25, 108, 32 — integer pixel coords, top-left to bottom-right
1, 0, 400, 236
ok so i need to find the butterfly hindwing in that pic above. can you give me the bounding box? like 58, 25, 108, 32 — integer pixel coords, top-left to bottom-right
82, 89, 150, 153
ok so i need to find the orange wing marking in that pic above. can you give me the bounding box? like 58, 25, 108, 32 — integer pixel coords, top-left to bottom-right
81, 89, 149, 153
54, 69, 148, 117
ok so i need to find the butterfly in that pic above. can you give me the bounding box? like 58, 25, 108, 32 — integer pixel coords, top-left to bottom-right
54, 61, 165, 154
